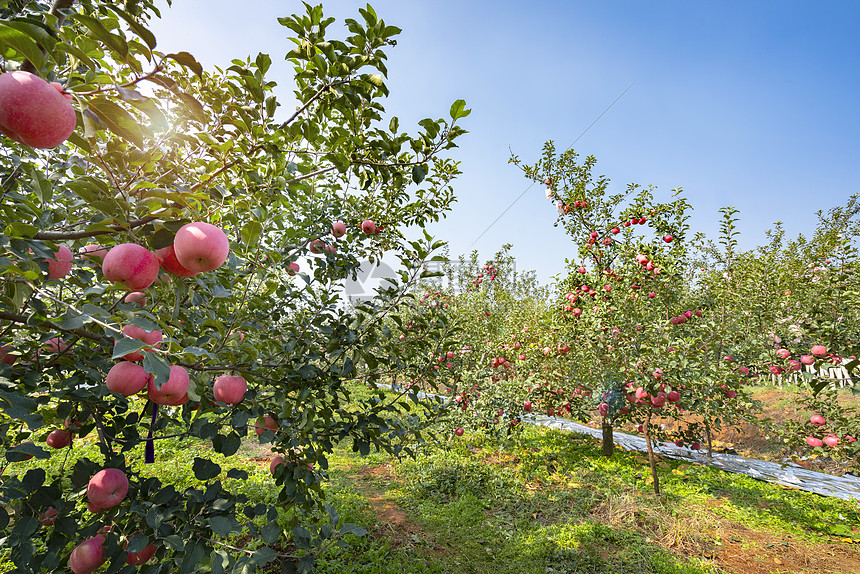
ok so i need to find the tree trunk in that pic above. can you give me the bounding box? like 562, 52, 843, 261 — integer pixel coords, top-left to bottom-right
601, 417, 614, 458
705, 422, 714, 458
643, 412, 660, 495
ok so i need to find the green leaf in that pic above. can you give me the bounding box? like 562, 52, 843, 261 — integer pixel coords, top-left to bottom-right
411, 164, 426, 184
208, 516, 233, 537
192, 457, 221, 481
449, 99, 471, 120
142, 352, 171, 388
72, 14, 128, 58
112, 337, 147, 360
86, 97, 149, 148
112, 7, 157, 50
241, 220, 262, 248
167, 52, 203, 77
0, 23, 45, 70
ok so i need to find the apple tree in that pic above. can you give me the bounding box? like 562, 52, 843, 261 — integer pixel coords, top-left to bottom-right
0, 1, 469, 572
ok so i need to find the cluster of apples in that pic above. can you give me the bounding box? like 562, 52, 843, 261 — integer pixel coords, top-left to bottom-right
67, 468, 157, 572
669, 309, 703, 325
805, 413, 857, 448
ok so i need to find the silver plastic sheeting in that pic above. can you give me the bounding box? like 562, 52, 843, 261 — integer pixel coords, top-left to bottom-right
524, 413, 860, 502
383, 385, 860, 502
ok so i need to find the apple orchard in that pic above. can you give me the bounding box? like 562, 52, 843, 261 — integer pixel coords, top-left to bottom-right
0, 2, 858, 573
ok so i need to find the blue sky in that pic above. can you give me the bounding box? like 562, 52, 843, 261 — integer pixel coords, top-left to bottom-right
149, 1, 860, 285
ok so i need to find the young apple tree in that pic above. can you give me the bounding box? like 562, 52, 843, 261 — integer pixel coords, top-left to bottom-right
0, 2, 469, 572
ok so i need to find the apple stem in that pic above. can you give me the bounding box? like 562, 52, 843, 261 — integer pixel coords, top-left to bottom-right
145, 403, 158, 464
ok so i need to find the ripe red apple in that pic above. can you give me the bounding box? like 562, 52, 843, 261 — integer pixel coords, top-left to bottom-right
126, 540, 157, 566
611, 227, 620, 234
361, 220, 376, 234
577, 266, 586, 274
332, 221, 346, 238
800, 355, 815, 365
173, 222, 230, 273
155, 245, 199, 277
270, 455, 286, 475
810, 345, 827, 358
691, 442, 701, 451
523, 401, 532, 413
674, 439, 684, 447
124, 292, 147, 306
0, 71, 76, 148
43, 337, 69, 354
806, 436, 824, 448
309, 239, 324, 254
824, 434, 839, 447
47, 245, 73, 279
776, 348, 791, 359
724, 389, 737, 399
147, 365, 190, 405
87, 468, 128, 510
663, 235, 673, 243
69, 535, 106, 574
0, 344, 18, 365
454, 428, 464, 436
80, 244, 107, 261
667, 390, 680, 403
46, 429, 71, 448
254, 414, 278, 435
213, 374, 247, 404
39, 506, 58, 526
103, 243, 160, 290
106, 361, 152, 396
598, 402, 609, 417
810, 414, 826, 426
119, 325, 163, 361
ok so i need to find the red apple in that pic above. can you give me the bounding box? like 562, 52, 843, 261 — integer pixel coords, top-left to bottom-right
147, 365, 190, 405
824, 434, 839, 447
43, 337, 69, 354
663, 235, 673, 243
288, 261, 300, 275
0, 71, 76, 148
332, 221, 346, 238
124, 292, 147, 306
87, 468, 128, 510
523, 401, 532, 413
173, 222, 230, 273
776, 349, 791, 359
254, 415, 278, 436
691, 442, 701, 451
270, 455, 285, 475
102, 243, 160, 290
46, 429, 71, 448
213, 374, 247, 404
39, 506, 58, 526
806, 436, 824, 448
611, 227, 620, 234
361, 220, 376, 234
119, 325, 163, 361
106, 361, 152, 396
155, 245, 199, 277
454, 428, 464, 436
811, 345, 827, 358
667, 390, 680, 403
0, 344, 18, 365
80, 244, 107, 262
47, 245, 73, 279
309, 239, 324, 254
68, 535, 106, 574
810, 414, 826, 426
800, 355, 815, 365
126, 540, 157, 566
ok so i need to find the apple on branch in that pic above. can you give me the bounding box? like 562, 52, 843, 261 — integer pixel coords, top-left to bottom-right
0, 71, 76, 148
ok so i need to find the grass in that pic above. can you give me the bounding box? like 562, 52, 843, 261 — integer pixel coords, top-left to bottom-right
2, 385, 859, 573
